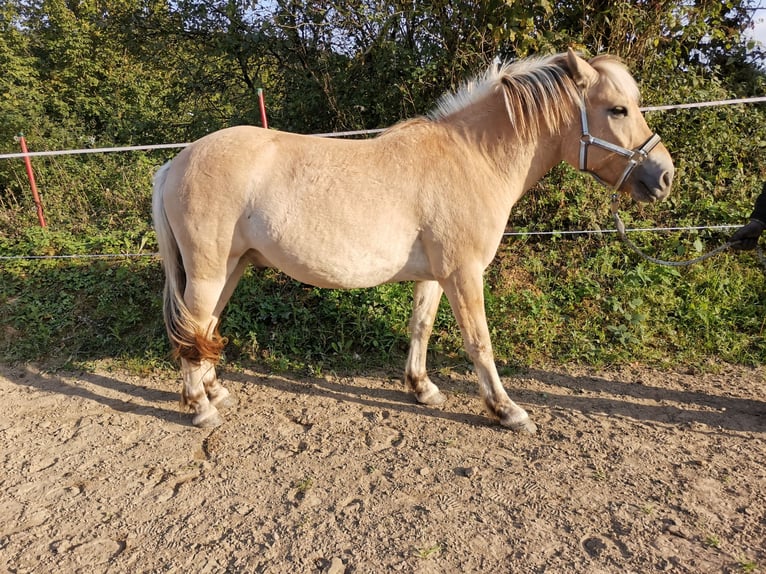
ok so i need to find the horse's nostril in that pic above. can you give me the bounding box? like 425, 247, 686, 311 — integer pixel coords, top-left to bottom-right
661, 170, 673, 189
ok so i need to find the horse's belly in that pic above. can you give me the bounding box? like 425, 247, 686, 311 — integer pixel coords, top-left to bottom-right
242, 189, 433, 288
256, 237, 431, 289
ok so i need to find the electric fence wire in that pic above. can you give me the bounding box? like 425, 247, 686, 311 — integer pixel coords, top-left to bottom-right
0, 95, 763, 262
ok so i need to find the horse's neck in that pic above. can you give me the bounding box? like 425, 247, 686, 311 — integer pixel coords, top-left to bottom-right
516, 128, 574, 189
443, 91, 577, 203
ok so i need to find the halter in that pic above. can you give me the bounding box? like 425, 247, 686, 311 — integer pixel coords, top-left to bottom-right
578, 95, 662, 191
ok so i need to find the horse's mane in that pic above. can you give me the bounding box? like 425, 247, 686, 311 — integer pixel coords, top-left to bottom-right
429, 53, 634, 140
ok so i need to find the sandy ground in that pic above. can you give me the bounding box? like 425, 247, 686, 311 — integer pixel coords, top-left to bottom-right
0, 361, 764, 573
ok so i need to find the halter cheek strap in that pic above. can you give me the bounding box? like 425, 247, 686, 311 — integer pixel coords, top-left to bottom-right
578, 96, 662, 190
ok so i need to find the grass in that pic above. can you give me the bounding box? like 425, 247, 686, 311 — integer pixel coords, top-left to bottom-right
294, 477, 315, 495
704, 534, 721, 549
1, 148, 764, 372
640, 504, 654, 516
413, 544, 441, 560
591, 464, 608, 482
738, 558, 759, 573
1, 223, 764, 372
1, 252, 166, 365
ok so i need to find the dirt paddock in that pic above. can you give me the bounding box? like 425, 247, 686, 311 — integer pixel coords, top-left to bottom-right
1, 361, 764, 573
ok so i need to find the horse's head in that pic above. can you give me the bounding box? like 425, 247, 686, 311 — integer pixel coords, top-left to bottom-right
565, 49, 674, 203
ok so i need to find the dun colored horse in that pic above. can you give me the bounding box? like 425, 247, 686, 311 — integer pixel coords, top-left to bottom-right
152, 49, 674, 432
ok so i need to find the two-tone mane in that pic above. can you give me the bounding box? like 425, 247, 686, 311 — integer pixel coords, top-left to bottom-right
430, 53, 636, 141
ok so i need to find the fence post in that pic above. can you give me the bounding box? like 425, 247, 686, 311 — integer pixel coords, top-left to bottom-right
15, 133, 47, 228
258, 88, 268, 129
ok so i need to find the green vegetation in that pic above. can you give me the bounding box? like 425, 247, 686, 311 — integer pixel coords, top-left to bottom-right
294, 477, 315, 495
413, 544, 442, 560
1, 0, 764, 372
738, 558, 759, 573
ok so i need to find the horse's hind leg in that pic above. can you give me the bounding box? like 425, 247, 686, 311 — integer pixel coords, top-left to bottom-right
182, 357, 224, 428
196, 357, 237, 410
440, 267, 536, 433
181, 257, 248, 428
405, 280, 447, 406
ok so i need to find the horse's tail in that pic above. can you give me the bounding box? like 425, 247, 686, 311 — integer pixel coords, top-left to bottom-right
152, 162, 225, 364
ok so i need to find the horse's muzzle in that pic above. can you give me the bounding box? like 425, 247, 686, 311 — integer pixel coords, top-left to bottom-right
630, 159, 674, 203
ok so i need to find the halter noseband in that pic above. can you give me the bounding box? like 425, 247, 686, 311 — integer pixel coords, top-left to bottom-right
578, 95, 661, 191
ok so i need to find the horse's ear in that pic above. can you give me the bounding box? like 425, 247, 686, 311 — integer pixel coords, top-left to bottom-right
566, 47, 599, 90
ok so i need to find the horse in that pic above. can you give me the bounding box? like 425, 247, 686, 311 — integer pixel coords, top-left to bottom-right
152, 49, 674, 433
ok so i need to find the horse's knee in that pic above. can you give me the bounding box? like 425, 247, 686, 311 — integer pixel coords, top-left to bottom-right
463, 340, 493, 364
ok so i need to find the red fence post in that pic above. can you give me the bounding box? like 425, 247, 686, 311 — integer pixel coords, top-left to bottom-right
15, 133, 47, 228
258, 88, 268, 129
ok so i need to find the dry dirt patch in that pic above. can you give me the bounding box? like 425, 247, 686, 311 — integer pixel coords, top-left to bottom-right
1, 362, 764, 573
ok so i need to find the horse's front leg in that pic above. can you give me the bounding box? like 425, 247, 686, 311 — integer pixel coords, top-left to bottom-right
405, 280, 447, 406
440, 267, 537, 433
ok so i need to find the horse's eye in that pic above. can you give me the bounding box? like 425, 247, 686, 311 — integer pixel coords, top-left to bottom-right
610, 106, 628, 118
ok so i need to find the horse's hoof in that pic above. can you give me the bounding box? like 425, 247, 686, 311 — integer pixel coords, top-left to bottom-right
416, 389, 447, 406
501, 415, 537, 434
192, 408, 224, 428
210, 389, 237, 410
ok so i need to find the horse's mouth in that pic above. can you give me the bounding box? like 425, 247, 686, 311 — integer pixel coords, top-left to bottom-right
632, 181, 668, 204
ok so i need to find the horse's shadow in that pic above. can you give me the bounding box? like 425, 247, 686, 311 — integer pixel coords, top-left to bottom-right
220, 368, 494, 427
7, 364, 765, 433
8, 365, 183, 424
518, 368, 766, 433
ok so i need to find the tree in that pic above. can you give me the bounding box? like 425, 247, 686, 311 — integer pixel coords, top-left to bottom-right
145, 0, 765, 133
